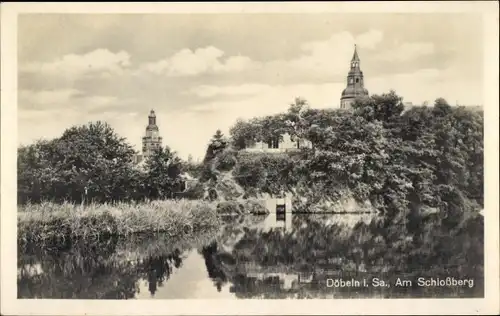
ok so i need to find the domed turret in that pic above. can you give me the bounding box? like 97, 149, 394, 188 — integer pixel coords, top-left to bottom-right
146, 109, 159, 131
142, 109, 162, 158
340, 45, 369, 109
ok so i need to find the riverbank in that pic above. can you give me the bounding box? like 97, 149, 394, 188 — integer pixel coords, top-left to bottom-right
17, 195, 379, 244
18, 200, 221, 244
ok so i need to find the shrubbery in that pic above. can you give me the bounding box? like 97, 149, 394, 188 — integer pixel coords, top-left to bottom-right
213, 148, 238, 171
232, 152, 298, 196
233, 154, 267, 192
228, 92, 483, 215
215, 199, 269, 215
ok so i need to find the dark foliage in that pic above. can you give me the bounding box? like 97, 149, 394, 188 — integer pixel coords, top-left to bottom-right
18, 122, 185, 204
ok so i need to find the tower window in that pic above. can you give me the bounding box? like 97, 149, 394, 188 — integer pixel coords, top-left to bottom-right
356, 78, 360, 83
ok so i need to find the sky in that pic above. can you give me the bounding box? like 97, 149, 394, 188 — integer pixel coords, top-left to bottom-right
18, 13, 484, 160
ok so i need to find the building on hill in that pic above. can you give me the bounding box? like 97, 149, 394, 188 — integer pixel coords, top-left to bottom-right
340, 45, 369, 109
403, 102, 415, 112
242, 133, 312, 153
239, 46, 372, 152
133, 109, 163, 164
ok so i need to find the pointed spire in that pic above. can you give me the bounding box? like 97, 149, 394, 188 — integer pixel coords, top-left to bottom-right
351, 44, 360, 62
147, 109, 157, 127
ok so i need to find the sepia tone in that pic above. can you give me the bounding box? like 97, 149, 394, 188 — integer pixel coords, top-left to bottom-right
2, 3, 499, 315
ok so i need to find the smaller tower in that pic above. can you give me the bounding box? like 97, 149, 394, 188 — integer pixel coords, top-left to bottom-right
142, 109, 163, 158
340, 45, 369, 109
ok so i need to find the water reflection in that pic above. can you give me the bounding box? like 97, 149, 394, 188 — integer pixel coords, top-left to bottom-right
18, 210, 483, 299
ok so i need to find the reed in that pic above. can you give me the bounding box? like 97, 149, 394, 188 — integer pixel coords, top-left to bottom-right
18, 200, 220, 244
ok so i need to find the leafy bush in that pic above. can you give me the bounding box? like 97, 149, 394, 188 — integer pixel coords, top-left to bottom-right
143, 146, 184, 200
180, 181, 205, 200
203, 130, 229, 163
216, 200, 244, 215
214, 177, 245, 200
259, 153, 298, 195
241, 199, 269, 215
233, 154, 266, 191
214, 148, 238, 171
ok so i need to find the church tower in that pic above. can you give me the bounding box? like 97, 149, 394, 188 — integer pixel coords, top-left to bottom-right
340, 45, 369, 109
142, 109, 163, 158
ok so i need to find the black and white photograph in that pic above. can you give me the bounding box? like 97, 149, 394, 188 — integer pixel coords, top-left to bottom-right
1, 2, 499, 315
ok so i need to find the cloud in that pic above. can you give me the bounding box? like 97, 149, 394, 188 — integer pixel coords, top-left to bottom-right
19, 89, 82, 109
189, 83, 273, 98
16, 82, 345, 160
216, 55, 258, 73
160, 82, 346, 159
356, 29, 384, 49
167, 46, 224, 76
18, 93, 141, 151
138, 46, 258, 76
134, 29, 383, 87
184, 82, 346, 123
281, 30, 384, 77
17, 21, 482, 161
20, 49, 131, 77
366, 67, 481, 105
375, 42, 435, 62
18, 88, 131, 114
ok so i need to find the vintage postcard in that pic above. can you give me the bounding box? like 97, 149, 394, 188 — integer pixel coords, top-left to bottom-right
1, 2, 499, 315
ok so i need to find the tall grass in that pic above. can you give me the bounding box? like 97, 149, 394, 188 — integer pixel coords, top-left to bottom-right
18, 200, 220, 244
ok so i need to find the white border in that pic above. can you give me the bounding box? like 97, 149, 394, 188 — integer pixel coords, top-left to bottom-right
1, 2, 499, 315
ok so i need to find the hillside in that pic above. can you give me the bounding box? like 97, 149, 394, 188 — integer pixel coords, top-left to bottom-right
194, 93, 484, 217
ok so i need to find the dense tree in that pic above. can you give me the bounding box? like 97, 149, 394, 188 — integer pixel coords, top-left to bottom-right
18, 122, 138, 204
352, 90, 405, 126
203, 130, 229, 163
229, 100, 309, 150
17, 121, 185, 204
227, 92, 483, 219
18, 139, 62, 203
229, 119, 261, 150
295, 108, 396, 210
181, 154, 203, 179
144, 146, 184, 199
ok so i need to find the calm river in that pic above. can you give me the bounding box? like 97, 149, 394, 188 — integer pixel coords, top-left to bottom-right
17, 211, 483, 299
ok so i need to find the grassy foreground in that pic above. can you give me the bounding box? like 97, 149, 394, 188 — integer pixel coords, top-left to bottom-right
18, 200, 220, 244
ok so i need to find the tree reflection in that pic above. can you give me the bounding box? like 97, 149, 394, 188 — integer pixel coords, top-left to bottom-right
201, 242, 229, 292
18, 212, 483, 299
18, 235, 191, 299
142, 249, 183, 296
201, 213, 484, 299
